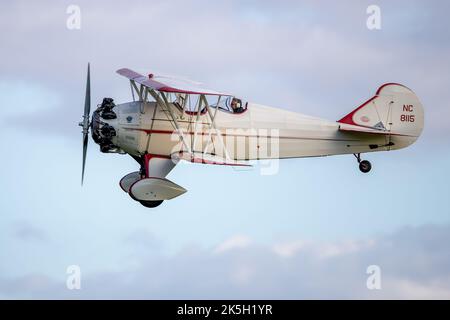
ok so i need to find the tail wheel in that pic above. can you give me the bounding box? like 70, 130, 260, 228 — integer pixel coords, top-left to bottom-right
359, 160, 372, 173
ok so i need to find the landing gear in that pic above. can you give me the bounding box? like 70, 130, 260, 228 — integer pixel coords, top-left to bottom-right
128, 189, 164, 208
139, 200, 164, 208
359, 160, 372, 173
122, 155, 185, 208
354, 153, 372, 173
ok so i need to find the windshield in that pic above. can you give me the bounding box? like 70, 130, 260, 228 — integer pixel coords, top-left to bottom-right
174, 94, 247, 114
213, 96, 246, 114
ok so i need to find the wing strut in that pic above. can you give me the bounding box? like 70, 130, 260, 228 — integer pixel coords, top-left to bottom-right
147, 88, 192, 154
121, 69, 236, 163
201, 95, 232, 162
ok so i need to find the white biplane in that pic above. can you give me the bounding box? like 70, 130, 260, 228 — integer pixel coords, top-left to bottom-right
79, 65, 424, 208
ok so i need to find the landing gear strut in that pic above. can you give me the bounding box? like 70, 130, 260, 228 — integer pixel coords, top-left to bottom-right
354, 153, 372, 173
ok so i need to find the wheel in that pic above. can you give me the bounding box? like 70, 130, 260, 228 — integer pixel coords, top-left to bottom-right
359, 160, 372, 173
139, 200, 164, 208
119, 171, 141, 193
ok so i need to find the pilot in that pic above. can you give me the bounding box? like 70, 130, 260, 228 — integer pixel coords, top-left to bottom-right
231, 97, 244, 113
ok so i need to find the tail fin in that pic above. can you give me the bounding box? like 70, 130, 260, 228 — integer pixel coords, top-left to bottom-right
338, 83, 424, 149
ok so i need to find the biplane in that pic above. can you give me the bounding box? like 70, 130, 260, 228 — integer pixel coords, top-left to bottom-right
79, 65, 424, 208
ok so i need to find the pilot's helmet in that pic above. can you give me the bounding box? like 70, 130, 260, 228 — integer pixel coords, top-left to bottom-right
226, 96, 242, 110
231, 97, 241, 108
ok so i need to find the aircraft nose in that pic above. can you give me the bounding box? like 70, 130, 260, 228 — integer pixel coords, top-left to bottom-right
91, 111, 101, 144
90, 100, 120, 153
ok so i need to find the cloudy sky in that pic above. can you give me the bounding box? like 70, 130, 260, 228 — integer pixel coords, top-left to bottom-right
0, 0, 449, 299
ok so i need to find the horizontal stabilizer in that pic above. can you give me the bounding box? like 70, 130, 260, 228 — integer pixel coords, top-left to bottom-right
339, 123, 410, 137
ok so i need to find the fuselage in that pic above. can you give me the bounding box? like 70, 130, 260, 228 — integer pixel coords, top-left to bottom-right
92, 101, 415, 161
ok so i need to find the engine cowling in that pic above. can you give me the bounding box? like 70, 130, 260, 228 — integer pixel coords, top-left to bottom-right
91, 99, 148, 155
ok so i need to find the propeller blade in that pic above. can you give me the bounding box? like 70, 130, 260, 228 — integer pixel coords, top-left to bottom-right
81, 63, 91, 185
81, 132, 88, 185
84, 63, 91, 118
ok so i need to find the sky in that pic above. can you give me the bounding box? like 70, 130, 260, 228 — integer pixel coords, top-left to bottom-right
0, 0, 449, 299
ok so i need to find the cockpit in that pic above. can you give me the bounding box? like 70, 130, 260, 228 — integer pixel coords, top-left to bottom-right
174, 94, 247, 115
213, 96, 247, 114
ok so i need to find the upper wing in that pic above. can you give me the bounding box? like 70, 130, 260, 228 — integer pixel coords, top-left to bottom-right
117, 68, 232, 96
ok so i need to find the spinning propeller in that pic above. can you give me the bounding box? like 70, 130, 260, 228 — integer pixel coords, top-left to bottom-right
78, 63, 91, 185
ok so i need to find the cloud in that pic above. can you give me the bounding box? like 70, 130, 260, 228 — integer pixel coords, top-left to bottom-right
0, 274, 56, 299
1, 0, 450, 138
213, 235, 252, 254
13, 222, 49, 243
1, 224, 450, 299
125, 229, 163, 251
1, 0, 450, 301
0, 81, 61, 118
273, 238, 375, 259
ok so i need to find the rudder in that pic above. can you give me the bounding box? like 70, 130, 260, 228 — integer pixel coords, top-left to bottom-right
338, 83, 424, 149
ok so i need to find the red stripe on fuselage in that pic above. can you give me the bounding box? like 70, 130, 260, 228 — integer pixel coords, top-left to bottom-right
123, 127, 360, 142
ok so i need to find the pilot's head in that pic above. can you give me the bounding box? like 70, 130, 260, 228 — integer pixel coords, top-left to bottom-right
231, 97, 241, 110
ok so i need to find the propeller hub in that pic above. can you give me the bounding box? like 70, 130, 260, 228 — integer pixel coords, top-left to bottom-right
79, 117, 90, 133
